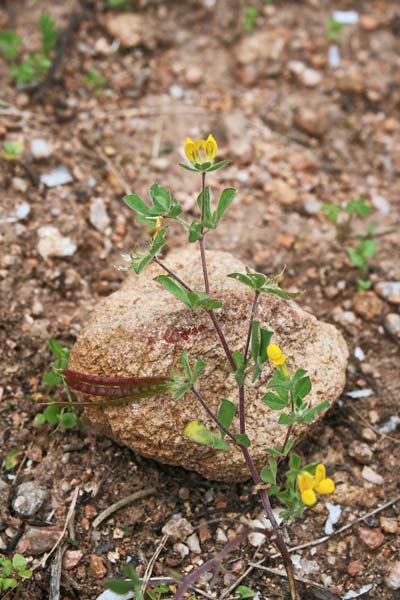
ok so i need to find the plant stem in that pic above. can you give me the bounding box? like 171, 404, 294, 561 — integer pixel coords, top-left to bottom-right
239, 291, 260, 434
191, 386, 239, 447
153, 256, 193, 292
244, 291, 260, 362
241, 447, 300, 600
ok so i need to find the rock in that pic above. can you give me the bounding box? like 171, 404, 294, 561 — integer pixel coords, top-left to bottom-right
30, 138, 53, 159
0, 480, 9, 530
90, 198, 110, 233
162, 517, 193, 540
288, 62, 322, 87
294, 106, 335, 138
269, 179, 297, 205
69, 248, 348, 482
89, 554, 107, 578
348, 561, 365, 577
324, 503, 342, 534
41, 165, 73, 187
360, 15, 379, 31
14, 202, 31, 221
103, 13, 156, 49
37, 226, 77, 260
383, 313, 400, 339
63, 549, 83, 569
359, 527, 384, 549
361, 466, 384, 484
216, 528, 228, 543
173, 542, 189, 559
348, 441, 373, 464
235, 28, 289, 84
12, 481, 47, 516
186, 532, 201, 554
375, 281, 400, 305
328, 45, 341, 69
332, 10, 358, 24
385, 562, 400, 590
352, 291, 383, 320
185, 66, 203, 85
12, 177, 28, 193
16, 526, 62, 555
380, 517, 398, 534
96, 591, 133, 600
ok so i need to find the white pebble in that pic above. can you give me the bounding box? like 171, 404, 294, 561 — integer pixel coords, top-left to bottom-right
361, 466, 384, 485
41, 165, 73, 187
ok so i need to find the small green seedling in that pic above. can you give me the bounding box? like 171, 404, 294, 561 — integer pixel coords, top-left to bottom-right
243, 6, 259, 32
34, 338, 79, 431
106, 565, 144, 599
0, 30, 21, 59
326, 17, 345, 43
0, 554, 32, 592
235, 585, 257, 598
106, 0, 131, 9
1, 13, 57, 85
84, 68, 107, 95
4, 448, 25, 470
2, 140, 24, 161
322, 197, 377, 290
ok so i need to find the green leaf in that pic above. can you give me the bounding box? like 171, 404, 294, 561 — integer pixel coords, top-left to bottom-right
178, 163, 201, 172
205, 160, 230, 172
43, 404, 61, 425
192, 359, 206, 382
321, 203, 341, 223
48, 338, 65, 359
183, 421, 229, 451
278, 413, 294, 425
301, 400, 330, 422
59, 412, 78, 429
4, 449, 24, 470
12, 554, 26, 571
262, 287, 299, 299
233, 433, 251, 448
358, 278, 372, 291
154, 275, 190, 307
0, 30, 22, 60
262, 392, 287, 410
346, 197, 373, 218
197, 186, 212, 226
34, 413, 46, 426
150, 183, 171, 211
360, 238, 377, 258
180, 351, 192, 379
233, 351, 246, 386
294, 376, 311, 401
347, 247, 366, 271
283, 436, 296, 455
2, 578, 18, 591
260, 457, 277, 484
40, 13, 57, 56
124, 194, 151, 215
227, 272, 253, 287
217, 399, 236, 433
105, 580, 134, 594
235, 584, 257, 598
43, 370, 63, 386
289, 453, 302, 471
188, 221, 202, 243
214, 188, 236, 225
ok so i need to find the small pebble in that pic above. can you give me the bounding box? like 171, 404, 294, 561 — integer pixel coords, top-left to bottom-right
361, 466, 384, 485
162, 517, 193, 540
90, 197, 110, 233
385, 561, 400, 590
375, 281, 400, 305
348, 561, 365, 577
31, 138, 53, 159
173, 542, 189, 558
380, 517, 398, 534
186, 532, 201, 554
12, 482, 47, 517
41, 165, 73, 187
359, 527, 384, 549
383, 313, 400, 339
63, 549, 83, 570
348, 441, 373, 464
37, 226, 77, 259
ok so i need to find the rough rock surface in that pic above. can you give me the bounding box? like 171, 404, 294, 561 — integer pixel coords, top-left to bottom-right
70, 249, 348, 481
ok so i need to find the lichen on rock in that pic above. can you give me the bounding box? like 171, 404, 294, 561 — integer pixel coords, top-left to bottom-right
70, 248, 348, 482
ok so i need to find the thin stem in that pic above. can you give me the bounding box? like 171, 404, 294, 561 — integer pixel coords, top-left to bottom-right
207, 309, 236, 371
153, 256, 193, 292
191, 386, 239, 447
241, 447, 300, 600
199, 172, 210, 293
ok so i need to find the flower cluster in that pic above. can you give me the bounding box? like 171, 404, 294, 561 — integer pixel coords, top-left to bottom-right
298, 464, 335, 506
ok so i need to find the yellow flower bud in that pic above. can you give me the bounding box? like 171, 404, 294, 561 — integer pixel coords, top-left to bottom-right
301, 488, 317, 506
204, 134, 218, 162
315, 477, 335, 495
153, 215, 163, 238
184, 137, 199, 164
298, 471, 314, 493
267, 343, 287, 366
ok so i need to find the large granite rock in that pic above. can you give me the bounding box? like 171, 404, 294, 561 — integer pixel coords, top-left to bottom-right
70, 249, 348, 481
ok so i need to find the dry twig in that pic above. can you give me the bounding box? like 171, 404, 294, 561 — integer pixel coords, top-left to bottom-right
141, 534, 169, 594
42, 486, 80, 567
92, 487, 156, 528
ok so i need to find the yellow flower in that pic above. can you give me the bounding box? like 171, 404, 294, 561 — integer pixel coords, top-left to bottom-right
298, 464, 335, 507
184, 134, 218, 165
267, 343, 287, 366
153, 215, 163, 238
